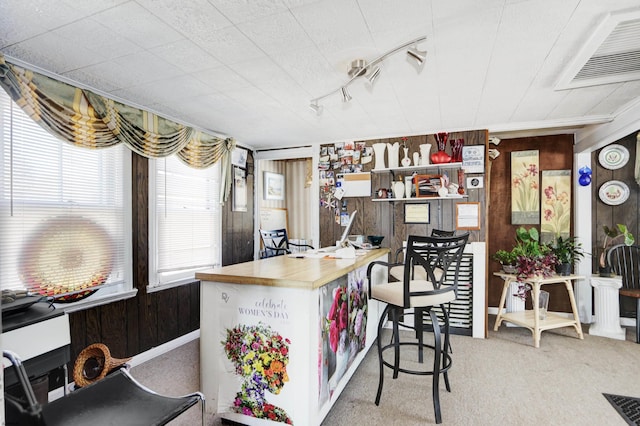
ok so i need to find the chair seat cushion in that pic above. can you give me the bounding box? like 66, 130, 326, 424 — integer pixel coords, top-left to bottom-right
389, 265, 443, 282
371, 280, 455, 307
620, 288, 640, 298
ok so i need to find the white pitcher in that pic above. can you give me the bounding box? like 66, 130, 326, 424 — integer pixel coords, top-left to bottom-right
392, 181, 405, 199
387, 142, 400, 169
372, 143, 387, 170
419, 144, 431, 166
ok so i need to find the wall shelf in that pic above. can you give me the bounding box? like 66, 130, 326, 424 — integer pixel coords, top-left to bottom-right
370, 162, 463, 174
372, 195, 467, 202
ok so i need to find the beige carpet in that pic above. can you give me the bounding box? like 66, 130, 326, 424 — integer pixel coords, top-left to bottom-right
131, 317, 639, 425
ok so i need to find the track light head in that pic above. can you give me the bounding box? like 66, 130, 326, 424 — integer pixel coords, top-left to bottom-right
406, 46, 427, 72
366, 66, 381, 88
309, 101, 323, 115
341, 87, 352, 103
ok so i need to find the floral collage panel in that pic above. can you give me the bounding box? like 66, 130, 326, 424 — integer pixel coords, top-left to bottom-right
540, 170, 571, 243
511, 150, 540, 224
216, 284, 303, 425
318, 267, 368, 406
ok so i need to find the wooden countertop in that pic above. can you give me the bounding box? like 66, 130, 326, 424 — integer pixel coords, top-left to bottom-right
195, 248, 390, 290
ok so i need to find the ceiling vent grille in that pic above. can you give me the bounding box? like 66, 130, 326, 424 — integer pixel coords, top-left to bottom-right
556, 10, 640, 90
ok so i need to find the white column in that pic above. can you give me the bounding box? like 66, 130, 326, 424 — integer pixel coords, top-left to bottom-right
573, 152, 593, 323
589, 276, 625, 340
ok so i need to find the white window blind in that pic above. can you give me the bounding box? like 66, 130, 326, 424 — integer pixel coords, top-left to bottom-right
148, 156, 221, 289
0, 89, 132, 306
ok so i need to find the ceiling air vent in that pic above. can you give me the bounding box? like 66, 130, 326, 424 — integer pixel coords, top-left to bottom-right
556, 9, 640, 90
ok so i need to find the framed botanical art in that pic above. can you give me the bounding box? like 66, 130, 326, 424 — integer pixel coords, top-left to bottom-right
540, 170, 571, 243
511, 150, 539, 224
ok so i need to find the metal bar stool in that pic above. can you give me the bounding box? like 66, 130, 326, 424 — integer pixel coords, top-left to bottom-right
367, 233, 469, 424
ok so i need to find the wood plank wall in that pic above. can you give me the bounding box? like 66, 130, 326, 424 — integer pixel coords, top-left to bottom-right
68, 151, 255, 372
591, 132, 639, 317
487, 134, 581, 314
319, 130, 488, 262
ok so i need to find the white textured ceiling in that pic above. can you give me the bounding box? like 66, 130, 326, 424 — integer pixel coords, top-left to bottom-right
1, 0, 640, 150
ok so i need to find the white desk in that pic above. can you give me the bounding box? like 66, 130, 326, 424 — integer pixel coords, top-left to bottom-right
493, 272, 584, 348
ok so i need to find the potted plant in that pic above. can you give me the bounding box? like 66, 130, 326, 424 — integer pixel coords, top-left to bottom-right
493, 249, 518, 274
599, 224, 635, 277
549, 236, 585, 276
512, 227, 557, 280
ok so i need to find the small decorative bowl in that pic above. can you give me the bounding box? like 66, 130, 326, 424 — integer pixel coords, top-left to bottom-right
367, 235, 384, 246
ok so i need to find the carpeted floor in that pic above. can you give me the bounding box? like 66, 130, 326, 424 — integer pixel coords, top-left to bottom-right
131, 316, 640, 425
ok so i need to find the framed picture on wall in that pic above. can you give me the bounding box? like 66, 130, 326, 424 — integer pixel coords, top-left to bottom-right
404, 203, 430, 224
264, 171, 285, 201
233, 166, 247, 212
456, 202, 481, 230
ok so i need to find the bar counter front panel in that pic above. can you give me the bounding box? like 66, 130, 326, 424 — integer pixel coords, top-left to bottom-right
197, 249, 389, 426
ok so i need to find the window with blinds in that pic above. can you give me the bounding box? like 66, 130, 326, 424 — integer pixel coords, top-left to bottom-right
0, 89, 132, 305
148, 156, 221, 289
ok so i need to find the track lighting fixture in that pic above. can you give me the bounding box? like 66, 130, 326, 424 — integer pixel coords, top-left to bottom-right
309, 36, 427, 114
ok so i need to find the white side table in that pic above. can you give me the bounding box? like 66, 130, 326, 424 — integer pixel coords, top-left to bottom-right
590, 275, 625, 340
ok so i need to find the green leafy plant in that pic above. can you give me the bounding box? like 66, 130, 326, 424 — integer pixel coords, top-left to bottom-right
550, 236, 585, 265
599, 224, 635, 268
492, 249, 517, 265
512, 227, 557, 279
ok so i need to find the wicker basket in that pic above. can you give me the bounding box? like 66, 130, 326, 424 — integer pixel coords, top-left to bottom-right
72, 343, 131, 388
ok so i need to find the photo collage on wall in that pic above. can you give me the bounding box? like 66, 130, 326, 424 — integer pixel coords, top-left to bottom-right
319, 142, 372, 223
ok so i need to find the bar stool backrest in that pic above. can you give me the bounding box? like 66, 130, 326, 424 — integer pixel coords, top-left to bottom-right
402, 233, 469, 307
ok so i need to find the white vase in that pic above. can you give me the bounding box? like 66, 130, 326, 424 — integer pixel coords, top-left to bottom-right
401, 147, 412, 167
420, 144, 431, 166
387, 142, 400, 169
404, 176, 413, 198
393, 181, 405, 199
372, 143, 387, 170
413, 152, 420, 166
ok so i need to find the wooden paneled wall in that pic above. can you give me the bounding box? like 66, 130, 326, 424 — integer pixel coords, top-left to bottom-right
591, 132, 639, 317
487, 134, 575, 312
68, 151, 255, 370
319, 130, 488, 262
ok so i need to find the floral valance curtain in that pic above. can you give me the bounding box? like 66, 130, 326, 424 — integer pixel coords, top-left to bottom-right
0, 54, 235, 202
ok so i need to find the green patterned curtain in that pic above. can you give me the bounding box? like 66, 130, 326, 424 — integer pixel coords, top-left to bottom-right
0, 54, 235, 202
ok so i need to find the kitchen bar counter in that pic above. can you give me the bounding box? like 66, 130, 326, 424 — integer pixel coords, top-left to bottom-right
196, 248, 389, 426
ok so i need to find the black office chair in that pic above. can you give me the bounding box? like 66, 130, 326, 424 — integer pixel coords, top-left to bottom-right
367, 233, 469, 424
3, 350, 205, 426
259, 228, 314, 258
607, 244, 640, 343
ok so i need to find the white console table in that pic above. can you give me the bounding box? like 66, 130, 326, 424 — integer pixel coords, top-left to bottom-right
589, 275, 625, 340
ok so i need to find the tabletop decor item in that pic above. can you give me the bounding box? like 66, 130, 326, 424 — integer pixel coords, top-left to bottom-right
372, 143, 386, 170
549, 235, 585, 276
387, 142, 400, 169
492, 249, 518, 274
451, 138, 464, 162
510, 227, 557, 299
598, 224, 634, 276
431, 133, 451, 164
419, 143, 431, 165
